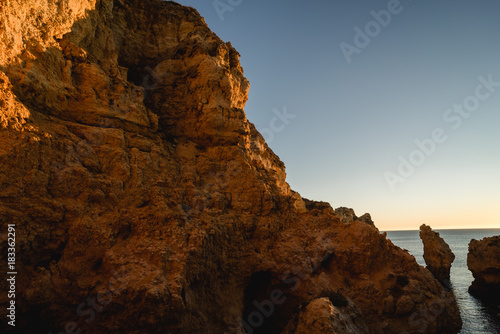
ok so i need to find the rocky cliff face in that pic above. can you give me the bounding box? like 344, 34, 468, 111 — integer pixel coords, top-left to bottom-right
0, 1, 462, 333
419, 224, 455, 286
467, 236, 500, 302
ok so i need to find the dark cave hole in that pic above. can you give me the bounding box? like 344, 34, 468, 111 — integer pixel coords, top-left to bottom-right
241, 271, 301, 334
327, 291, 349, 308
126, 65, 151, 87
241, 271, 275, 334
397, 275, 409, 287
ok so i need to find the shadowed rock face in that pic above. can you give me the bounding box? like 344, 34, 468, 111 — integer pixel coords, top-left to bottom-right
420, 224, 455, 286
0, 1, 461, 333
467, 236, 500, 302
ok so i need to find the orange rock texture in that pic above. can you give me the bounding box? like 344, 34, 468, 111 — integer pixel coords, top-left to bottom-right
0, 1, 461, 333
419, 224, 455, 285
467, 235, 500, 302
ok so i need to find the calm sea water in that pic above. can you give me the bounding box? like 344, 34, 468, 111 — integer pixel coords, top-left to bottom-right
385, 229, 500, 334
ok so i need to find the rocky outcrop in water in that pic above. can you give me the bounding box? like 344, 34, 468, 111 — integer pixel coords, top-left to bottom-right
467, 236, 500, 302
0, 0, 462, 333
420, 224, 455, 286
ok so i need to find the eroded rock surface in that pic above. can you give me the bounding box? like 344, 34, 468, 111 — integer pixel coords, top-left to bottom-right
467, 236, 500, 302
0, 1, 462, 333
334, 207, 375, 228
420, 224, 455, 285
282, 297, 369, 334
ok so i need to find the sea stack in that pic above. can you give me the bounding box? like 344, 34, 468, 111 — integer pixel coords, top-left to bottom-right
0, 0, 461, 333
419, 224, 455, 286
467, 236, 500, 302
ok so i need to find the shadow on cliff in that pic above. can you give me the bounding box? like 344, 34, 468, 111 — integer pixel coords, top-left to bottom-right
0, 1, 187, 332
1, 1, 258, 333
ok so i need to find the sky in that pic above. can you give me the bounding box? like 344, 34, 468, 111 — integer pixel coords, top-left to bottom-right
174, 0, 500, 231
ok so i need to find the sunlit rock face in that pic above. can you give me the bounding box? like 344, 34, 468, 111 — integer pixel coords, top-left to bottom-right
419, 224, 455, 286
281, 297, 369, 334
0, 1, 461, 333
467, 235, 500, 302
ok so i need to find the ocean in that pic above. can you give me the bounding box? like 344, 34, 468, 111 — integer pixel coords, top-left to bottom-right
385, 229, 500, 334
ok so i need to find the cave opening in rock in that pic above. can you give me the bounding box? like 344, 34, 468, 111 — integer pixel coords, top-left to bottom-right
242, 271, 273, 334
241, 271, 298, 334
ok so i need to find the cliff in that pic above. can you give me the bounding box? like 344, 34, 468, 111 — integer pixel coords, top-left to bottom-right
467, 236, 500, 302
419, 224, 455, 286
0, 1, 462, 333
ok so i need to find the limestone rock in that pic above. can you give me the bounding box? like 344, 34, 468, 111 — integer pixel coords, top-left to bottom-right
335, 207, 357, 225
0, 1, 462, 333
283, 297, 369, 334
467, 235, 500, 302
334, 207, 375, 228
420, 224, 455, 285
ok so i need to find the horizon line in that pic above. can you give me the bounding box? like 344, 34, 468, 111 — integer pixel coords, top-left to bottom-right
382, 226, 500, 232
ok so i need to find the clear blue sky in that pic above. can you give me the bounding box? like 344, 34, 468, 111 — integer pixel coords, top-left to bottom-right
174, 0, 500, 230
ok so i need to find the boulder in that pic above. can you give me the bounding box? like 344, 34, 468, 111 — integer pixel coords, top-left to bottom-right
282, 297, 369, 334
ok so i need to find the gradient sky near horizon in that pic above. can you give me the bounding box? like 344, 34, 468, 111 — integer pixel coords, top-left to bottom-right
175, 0, 500, 231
